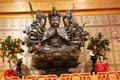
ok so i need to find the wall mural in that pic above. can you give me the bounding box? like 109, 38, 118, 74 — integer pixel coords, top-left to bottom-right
0, 13, 120, 76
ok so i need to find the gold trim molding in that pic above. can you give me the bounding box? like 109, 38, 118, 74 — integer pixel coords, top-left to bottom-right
4, 72, 120, 80
0, 0, 120, 13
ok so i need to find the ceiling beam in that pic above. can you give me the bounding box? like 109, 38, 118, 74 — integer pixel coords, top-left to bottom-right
0, 0, 120, 13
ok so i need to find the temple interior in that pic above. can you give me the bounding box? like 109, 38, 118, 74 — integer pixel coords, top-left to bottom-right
0, 0, 120, 79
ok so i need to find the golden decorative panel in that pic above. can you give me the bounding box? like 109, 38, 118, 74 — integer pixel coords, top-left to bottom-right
82, 15, 109, 26
108, 65, 116, 71
85, 27, 111, 38
73, 16, 82, 25
0, 30, 24, 40
110, 26, 120, 38
116, 65, 120, 71
2, 72, 120, 80
109, 14, 120, 25
107, 52, 115, 65
0, 13, 120, 75
113, 39, 120, 51
114, 51, 120, 64
79, 53, 87, 67
0, 18, 26, 29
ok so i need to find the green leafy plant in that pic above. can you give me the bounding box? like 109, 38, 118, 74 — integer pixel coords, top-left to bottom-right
87, 32, 111, 62
0, 35, 24, 69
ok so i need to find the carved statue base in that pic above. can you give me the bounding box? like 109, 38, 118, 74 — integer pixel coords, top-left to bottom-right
45, 69, 72, 76
32, 45, 80, 76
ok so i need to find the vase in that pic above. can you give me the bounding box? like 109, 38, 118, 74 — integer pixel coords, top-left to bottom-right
90, 56, 97, 74
16, 59, 22, 78
96, 63, 108, 72
5, 70, 16, 77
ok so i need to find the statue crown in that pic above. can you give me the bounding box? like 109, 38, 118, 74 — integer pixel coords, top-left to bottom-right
48, 7, 61, 20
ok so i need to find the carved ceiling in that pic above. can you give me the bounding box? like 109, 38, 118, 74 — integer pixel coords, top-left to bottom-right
0, 0, 120, 13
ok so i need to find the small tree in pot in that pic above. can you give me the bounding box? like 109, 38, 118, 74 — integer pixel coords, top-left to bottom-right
0, 35, 24, 78
87, 32, 111, 73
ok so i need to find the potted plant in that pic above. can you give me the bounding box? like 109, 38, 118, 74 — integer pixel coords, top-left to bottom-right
0, 35, 24, 77
87, 32, 111, 73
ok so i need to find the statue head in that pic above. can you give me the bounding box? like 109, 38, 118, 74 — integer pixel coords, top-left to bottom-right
36, 10, 44, 20
36, 10, 42, 20
48, 7, 61, 27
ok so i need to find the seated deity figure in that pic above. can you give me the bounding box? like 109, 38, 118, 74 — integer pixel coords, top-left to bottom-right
23, 7, 89, 75
42, 7, 69, 47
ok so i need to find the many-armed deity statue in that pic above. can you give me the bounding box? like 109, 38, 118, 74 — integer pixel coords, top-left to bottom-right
23, 7, 89, 75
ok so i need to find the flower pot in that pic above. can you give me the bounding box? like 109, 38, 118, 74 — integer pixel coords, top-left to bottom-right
95, 63, 108, 72
5, 70, 16, 77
